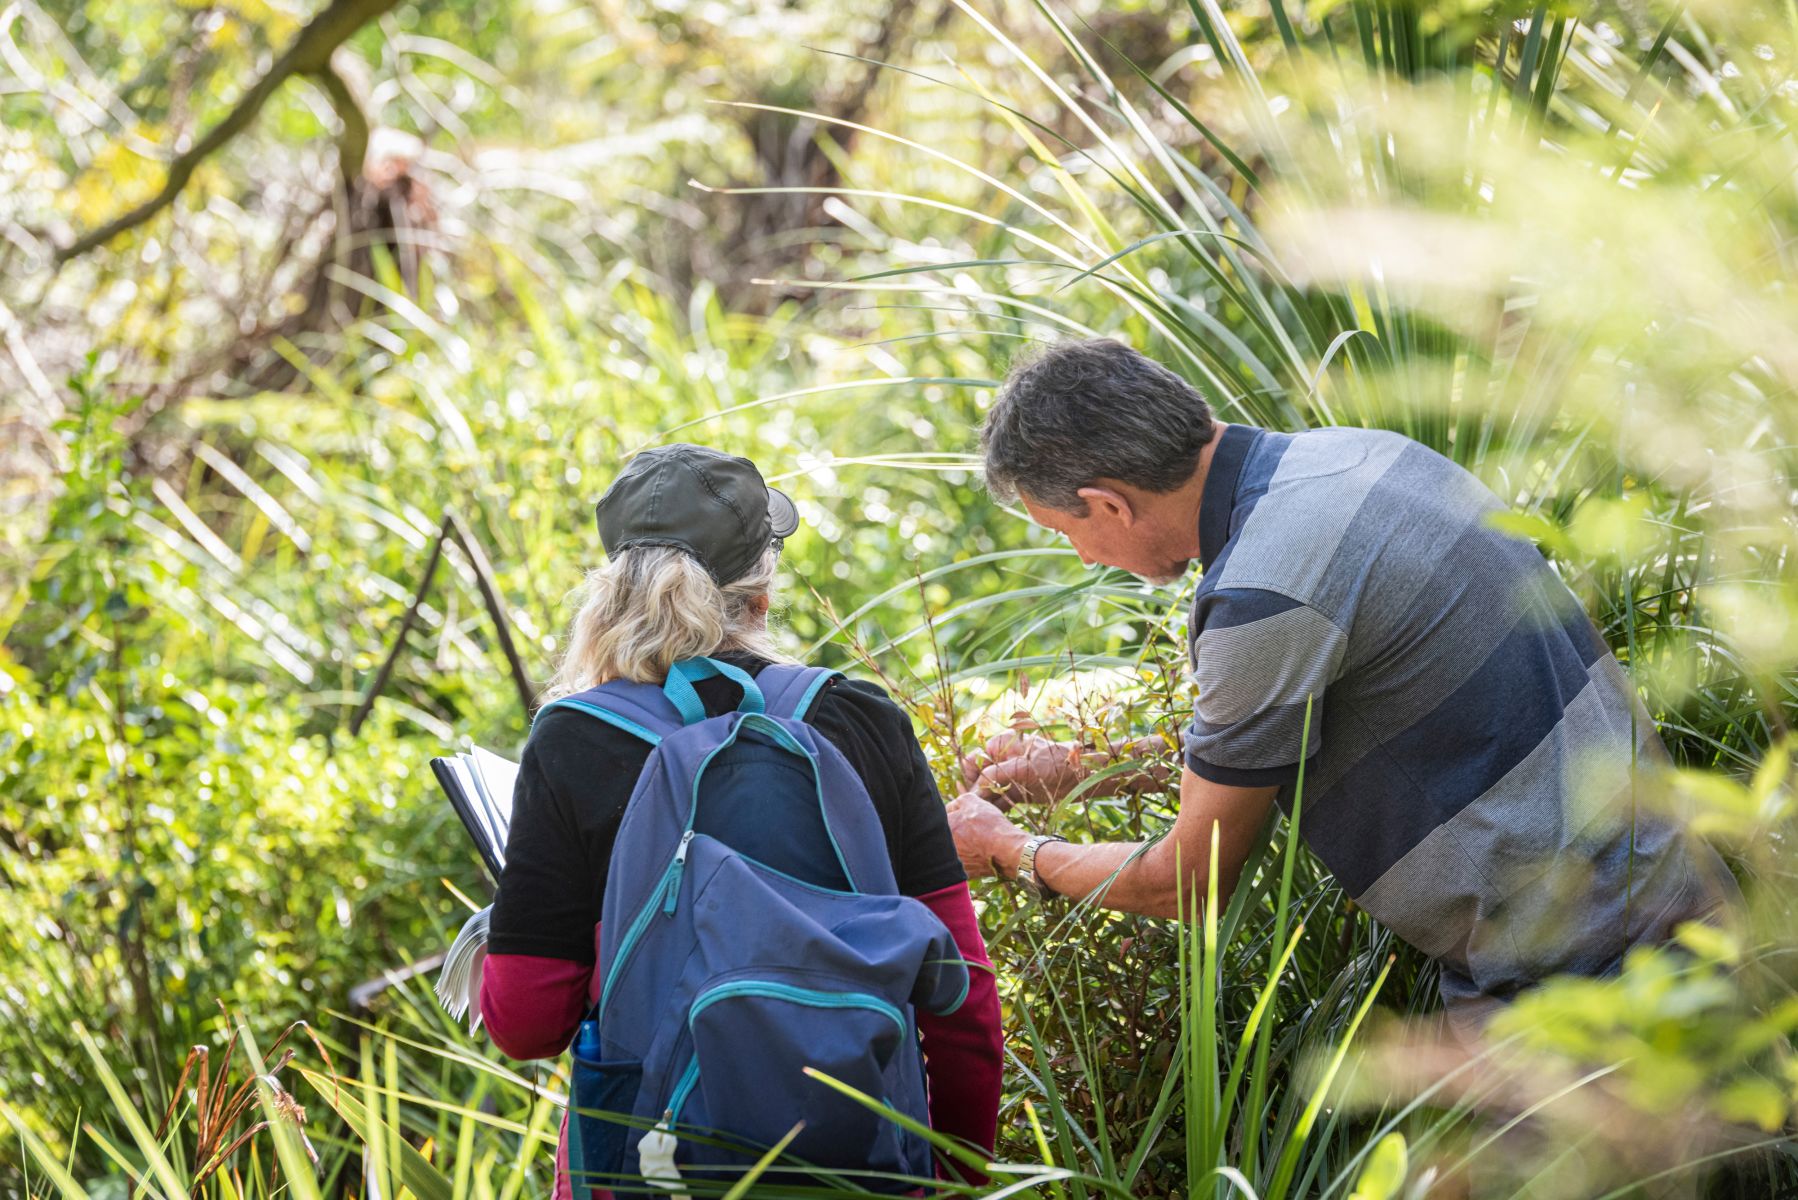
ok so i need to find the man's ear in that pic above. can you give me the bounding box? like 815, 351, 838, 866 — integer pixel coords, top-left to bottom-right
749, 593, 772, 619
1075, 485, 1136, 527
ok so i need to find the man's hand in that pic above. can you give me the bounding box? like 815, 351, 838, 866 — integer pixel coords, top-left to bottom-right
961, 732, 1175, 808
945, 793, 1031, 881
960, 733, 1087, 808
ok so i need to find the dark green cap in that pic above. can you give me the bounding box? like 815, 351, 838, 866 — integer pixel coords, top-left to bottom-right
594, 444, 799, 584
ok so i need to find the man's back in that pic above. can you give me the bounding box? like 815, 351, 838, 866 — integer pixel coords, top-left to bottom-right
1185, 424, 1733, 1019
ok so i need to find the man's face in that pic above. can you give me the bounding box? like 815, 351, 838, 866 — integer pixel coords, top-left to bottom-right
1021, 492, 1190, 586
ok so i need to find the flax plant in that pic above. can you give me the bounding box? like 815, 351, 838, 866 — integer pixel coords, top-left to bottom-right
8, 1, 1798, 1197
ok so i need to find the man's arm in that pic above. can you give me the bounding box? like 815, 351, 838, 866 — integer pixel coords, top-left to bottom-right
946, 767, 1277, 919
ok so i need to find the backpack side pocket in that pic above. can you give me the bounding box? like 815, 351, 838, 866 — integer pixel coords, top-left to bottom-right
568, 1020, 644, 1185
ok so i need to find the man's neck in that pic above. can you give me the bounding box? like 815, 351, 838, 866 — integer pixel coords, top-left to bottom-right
1130, 422, 1227, 565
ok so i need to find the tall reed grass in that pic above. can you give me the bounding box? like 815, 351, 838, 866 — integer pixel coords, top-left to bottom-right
5, 1, 1795, 1196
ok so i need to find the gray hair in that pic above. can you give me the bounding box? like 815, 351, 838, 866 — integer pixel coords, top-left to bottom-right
980, 339, 1217, 512
544, 545, 789, 698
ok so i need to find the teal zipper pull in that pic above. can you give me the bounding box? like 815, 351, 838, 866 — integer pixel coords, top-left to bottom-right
663, 831, 695, 916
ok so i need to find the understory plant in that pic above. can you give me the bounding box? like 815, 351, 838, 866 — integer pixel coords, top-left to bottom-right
4, 0, 1797, 1197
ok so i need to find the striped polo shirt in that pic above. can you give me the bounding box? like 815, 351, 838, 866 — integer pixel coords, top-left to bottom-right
1184, 424, 1733, 1014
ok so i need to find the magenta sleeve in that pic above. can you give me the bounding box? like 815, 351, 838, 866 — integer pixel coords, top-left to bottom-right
479, 951, 594, 1061
915, 882, 1004, 1183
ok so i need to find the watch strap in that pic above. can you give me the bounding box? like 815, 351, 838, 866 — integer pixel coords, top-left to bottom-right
1018, 834, 1068, 900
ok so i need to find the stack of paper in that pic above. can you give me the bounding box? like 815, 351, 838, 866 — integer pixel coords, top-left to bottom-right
437, 905, 491, 1029
430, 747, 519, 1030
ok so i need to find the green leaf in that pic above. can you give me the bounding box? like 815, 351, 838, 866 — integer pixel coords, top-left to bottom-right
300, 1067, 454, 1200
1714, 1078, 1789, 1133
1484, 509, 1571, 557
71, 1024, 191, 1200
1347, 1132, 1408, 1200
1750, 739, 1792, 808
799, 1066, 991, 1174
0, 1101, 91, 1200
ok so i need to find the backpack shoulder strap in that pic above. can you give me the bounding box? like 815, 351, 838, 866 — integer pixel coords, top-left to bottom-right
754, 664, 844, 723
535, 679, 685, 745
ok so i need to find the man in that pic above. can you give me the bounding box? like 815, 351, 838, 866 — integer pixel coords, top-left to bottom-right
946, 338, 1734, 1029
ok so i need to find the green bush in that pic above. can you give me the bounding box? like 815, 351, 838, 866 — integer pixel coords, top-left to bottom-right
0, 386, 477, 1143
4, 0, 1797, 1196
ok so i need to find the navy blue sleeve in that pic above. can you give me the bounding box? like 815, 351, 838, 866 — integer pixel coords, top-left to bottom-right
1184, 587, 1346, 787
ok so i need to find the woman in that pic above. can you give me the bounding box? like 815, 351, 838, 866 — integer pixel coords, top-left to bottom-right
480, 444, 1004, 1199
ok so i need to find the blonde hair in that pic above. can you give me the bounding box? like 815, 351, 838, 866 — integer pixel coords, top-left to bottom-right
544, 546, 788, 698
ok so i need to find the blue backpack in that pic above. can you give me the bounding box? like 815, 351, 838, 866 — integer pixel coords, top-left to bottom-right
539, 657, 972, 1192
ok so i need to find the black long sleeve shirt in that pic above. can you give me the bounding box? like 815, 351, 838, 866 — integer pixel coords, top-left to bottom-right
489, 652, 966, 962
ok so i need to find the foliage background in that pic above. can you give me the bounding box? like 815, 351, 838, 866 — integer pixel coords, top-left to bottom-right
2, 0, 1796, 1196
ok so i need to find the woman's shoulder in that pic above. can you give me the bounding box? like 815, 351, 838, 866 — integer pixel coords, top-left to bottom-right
529, 664, 918, 743
813, 670, 899, 708
806, 671, 920, 738
526, 700, 606, 743
515, 699, 660, 834
524, 698, 656, 769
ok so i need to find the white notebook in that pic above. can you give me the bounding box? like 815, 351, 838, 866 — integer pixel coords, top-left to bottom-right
430, 747, 519, 878
429, 747, 518, 1029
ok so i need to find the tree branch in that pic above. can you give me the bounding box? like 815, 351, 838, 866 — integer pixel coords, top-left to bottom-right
445, 510, 537, 721
348, 509, 537, 738
348, 514, 449, 737
54, 0, 399, 264
307, 49, 370, 195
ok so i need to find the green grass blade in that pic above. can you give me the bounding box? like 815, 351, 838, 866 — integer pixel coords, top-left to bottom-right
718, 1123, 806, 1200
799, 1067, 990, 1174
1, 1101, 91, 1200
71, 1024, 190, 1200
1242, 695, 1315, 1181
1216, 920, 1307, 1146
234, 1021, 325, 1200
302, 1061, 454, 1200
1264, 955, 1396, 1200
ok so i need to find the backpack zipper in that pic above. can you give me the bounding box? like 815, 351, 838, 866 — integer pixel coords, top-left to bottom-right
687, 981, 906, 1035
666, 1054, 701, 1124
662, 984, 901, 1131
662, 830, 695, 917
597, 840, 685, 1017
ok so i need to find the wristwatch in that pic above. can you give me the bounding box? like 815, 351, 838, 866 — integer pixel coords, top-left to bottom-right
1016, 834, 1068, 900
